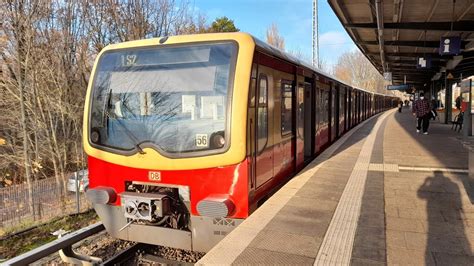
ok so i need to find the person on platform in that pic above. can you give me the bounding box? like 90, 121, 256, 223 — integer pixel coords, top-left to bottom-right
412, 92, 431, 135
430, 97, 438, 120
398, 100, 403, 113
455, 95, 462, 110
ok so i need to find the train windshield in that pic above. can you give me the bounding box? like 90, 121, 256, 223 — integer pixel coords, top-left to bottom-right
89, 42, 237, 156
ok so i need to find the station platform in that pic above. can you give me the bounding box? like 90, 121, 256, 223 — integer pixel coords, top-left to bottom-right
198, 107, 473, 265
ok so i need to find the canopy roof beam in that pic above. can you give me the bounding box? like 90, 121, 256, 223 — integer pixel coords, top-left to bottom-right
346, 21, 474, 31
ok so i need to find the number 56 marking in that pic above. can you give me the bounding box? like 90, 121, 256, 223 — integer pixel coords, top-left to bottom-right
195, 134, 208, 147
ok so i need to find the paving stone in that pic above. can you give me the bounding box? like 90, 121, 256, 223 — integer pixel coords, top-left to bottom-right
350, 258, 386, 266
354, 226, 386, 250
386, 230, 407, 249
358, 212, 385, 229
387, 246, 436, 265
360, 199, 385, 211
440, 209, 464, 222
303, 182, 346, 194
288, 197, 339, 212
295, 185, 343, 201
424, 234, 472, 255
431, 252, 474, 265
277, 202, 334, 222
249, 229, 322, 258
265, 208, 331, 237
385, 189, 397, 198
351, 245, 386, 263
385, 206, 399, 218
404, 232, 427, 251
234, 247, 315, 265
386, 217, 426, 233
421, 221, 468, 238
398, 207, 443, 221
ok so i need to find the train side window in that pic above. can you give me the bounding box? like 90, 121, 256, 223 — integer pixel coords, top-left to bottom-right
281, 82, 293, 136
249, 64, 257, 107
257, 75, 268, 152
249, 78, 256, 107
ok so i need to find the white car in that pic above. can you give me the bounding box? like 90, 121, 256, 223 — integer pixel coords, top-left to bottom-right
67, 169, 89, 192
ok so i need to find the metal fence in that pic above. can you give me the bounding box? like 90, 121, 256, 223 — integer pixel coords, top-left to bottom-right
0, 177, 92, 230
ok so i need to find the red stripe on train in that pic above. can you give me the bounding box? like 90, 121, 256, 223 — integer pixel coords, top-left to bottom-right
88, 156, 249, 218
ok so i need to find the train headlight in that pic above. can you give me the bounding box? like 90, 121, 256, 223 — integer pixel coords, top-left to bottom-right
197, 195, 235, 218
91, 130, 100, 143
86, 187, 117, 204
211, 134, 225, 148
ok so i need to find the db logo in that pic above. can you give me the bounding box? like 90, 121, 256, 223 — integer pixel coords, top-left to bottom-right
148, 171, 161, 181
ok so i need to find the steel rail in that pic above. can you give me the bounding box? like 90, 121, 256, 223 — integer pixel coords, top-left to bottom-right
101, 243, 146, 265
3, 222, 105, 266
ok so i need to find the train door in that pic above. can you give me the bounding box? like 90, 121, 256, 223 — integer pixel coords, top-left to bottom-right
314, 85, 320, 154
327, 83, 335, 142
362, 93, 366, 120
357, 91, 361, 123
347, 88, 351, 129
316, 82, 330, 151
280, 80, 296, 176
339, 86, 345, 136
365, 93, 369, 119
255, 74, 274, 188
248, 65, 257, 191
352, 90, 356, 127
303, 82, 313, 162
331, 84, 337, 142
361, 93, 365, 120
296, 83, 305, 170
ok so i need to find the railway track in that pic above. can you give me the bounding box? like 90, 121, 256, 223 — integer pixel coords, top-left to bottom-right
4, 222, 202, 265
102, 243, 194, 265
3, 222, 105, 265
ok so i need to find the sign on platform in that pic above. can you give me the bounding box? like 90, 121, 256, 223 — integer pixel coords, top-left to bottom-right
417, 55, 431, 69
387, 84, 409, 90
461, 79, 474, 114
439, 37, 461, 55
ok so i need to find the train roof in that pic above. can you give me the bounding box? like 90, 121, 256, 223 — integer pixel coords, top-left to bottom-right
251, 34, 388, 96
252, 37, 346, 85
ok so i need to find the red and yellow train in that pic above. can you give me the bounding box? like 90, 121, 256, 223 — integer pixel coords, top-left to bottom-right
84, 33, 398, 252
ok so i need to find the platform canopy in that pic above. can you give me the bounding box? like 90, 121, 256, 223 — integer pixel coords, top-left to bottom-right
329, 0, 474, 88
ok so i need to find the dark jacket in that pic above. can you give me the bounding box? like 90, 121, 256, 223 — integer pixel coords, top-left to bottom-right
412, 99, 431, 117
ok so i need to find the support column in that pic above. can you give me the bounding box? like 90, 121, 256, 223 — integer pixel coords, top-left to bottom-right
445, 79, 452, 124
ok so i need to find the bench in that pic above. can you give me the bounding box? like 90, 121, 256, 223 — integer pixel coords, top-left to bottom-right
451, 112, 464, 132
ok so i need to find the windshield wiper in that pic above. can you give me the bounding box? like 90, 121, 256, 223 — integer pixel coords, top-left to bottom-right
104, 89, 146, 155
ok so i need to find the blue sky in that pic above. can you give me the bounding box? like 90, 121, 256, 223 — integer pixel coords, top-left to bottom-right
192, 0, 357, 69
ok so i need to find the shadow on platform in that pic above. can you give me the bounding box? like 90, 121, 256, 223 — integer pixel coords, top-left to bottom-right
417, 171, 473, 264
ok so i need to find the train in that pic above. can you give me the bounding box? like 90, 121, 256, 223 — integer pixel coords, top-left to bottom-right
84, 32, 398, 252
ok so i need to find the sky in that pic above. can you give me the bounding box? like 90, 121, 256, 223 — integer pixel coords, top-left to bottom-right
192, 0, 357, 69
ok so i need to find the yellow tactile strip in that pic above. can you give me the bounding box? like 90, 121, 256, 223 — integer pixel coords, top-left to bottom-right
197, 112, 386, 265
314, 110, 394, 265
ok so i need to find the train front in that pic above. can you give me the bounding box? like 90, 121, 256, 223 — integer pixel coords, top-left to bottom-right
83, 33, 254, 252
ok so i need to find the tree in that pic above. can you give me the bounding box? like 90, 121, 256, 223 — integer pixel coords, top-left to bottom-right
0, 0, 234, 220
333, 49, 386, 93
0, 1, 241, 193
266, 23, 285, 50
209, 16, 239, 33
